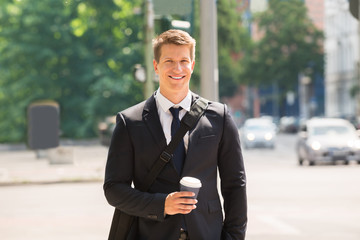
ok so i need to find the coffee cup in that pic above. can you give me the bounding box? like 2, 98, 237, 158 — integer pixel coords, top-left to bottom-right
180, 176, 202, 199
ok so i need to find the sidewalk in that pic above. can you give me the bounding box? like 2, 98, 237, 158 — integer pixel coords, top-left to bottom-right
0, 140, 109, 186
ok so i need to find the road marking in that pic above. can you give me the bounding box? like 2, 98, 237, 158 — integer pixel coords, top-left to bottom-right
258, 215, 301, 235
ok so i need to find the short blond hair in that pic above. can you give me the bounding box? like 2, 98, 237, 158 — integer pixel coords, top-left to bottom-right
153, 29, 196, 63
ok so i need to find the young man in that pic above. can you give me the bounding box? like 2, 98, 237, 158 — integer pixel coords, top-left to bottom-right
104, 29, 247, 240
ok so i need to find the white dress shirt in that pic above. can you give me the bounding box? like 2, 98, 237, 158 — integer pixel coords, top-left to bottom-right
154, 89, 192, 151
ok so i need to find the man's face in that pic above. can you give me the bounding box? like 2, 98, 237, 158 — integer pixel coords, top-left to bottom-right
153, 44, 195, 98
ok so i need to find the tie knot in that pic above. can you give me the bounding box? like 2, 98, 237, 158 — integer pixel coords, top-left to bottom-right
169, 107, 181, 120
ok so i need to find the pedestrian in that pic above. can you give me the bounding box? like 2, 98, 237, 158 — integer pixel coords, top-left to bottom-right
104, 29, 247, 240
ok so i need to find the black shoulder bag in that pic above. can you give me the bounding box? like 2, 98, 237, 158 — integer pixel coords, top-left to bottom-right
108, 97, 209, 240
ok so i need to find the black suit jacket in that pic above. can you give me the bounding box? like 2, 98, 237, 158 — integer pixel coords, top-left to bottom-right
104, 93, 247, 240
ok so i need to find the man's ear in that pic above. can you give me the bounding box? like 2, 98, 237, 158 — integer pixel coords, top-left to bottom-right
153, 59, 158, 74
191, 60, 195, 73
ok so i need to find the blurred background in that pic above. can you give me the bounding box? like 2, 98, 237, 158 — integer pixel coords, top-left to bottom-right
0, 0, 359, 239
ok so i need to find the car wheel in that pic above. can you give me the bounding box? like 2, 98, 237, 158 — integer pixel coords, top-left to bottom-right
309, 160, 315, 166
344, 160, 349, 165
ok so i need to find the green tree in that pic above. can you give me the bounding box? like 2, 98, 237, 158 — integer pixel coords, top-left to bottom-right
0, 0, 144, 142
217, 0, 251, 98
241, 0, 324, 91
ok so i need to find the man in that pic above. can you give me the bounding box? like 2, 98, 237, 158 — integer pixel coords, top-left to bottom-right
104, 29, 247, 240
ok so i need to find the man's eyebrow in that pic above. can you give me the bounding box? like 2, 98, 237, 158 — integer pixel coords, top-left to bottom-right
161, 56, 190, 61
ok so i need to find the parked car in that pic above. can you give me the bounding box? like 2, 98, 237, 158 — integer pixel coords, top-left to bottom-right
240, 118, 277, 149
296, 118, 360, 166
279, 116, 299, 133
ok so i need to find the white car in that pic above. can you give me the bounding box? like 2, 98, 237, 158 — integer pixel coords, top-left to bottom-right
240, 118, 276, 149
296, 118, 360, 166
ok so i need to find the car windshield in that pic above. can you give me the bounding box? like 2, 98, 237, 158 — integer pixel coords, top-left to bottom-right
311, 125, 351, 136
245, 125, 272, 131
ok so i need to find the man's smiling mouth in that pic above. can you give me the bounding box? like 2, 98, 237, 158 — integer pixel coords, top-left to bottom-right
169, 76, 185, 80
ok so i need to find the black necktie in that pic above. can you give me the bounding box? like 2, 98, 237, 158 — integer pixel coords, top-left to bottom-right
169, 107, 186, 174
170, 107, 188, 231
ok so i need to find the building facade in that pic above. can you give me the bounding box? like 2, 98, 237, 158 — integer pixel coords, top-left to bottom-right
324, 0, 359, 118
305, 0, 325, 30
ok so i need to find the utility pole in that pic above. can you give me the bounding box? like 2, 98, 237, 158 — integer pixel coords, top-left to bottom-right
200, 0, 219, 102
144, 0, 155, 99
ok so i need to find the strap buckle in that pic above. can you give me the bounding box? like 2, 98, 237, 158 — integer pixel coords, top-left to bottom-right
160, 151, 172, 163
181, 97, 208, 129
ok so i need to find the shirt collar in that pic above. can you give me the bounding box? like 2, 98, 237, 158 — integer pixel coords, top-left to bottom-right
155, 89, 192, 113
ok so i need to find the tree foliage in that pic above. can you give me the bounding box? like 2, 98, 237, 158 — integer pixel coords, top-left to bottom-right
0, 0, 144, 142
217, 0, 251, 98
241, 0, 324, 91
0, 0, 255, 143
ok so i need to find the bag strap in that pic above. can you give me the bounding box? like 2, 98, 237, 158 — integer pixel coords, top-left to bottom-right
139, 97, 208, 192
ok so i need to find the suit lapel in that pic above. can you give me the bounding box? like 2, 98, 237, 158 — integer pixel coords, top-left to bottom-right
187, 93, 202, 138
142, 94, 167, 152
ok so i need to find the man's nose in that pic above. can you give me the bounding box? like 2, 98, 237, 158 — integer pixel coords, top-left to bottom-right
173, 62, 182, 72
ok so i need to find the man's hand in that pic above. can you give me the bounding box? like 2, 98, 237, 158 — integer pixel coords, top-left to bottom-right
164, 192, 198, 215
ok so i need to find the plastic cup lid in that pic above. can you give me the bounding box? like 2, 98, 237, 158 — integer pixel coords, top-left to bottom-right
180, 176, 202, 188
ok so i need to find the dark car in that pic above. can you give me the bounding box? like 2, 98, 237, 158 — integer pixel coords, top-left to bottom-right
279, 116, 299, 133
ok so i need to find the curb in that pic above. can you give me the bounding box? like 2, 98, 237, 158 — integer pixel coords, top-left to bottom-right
0, 177, 104, 187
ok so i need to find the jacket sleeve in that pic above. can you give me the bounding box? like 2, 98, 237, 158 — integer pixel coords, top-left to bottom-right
218, 105, 247, 239
103, 113, 167, 222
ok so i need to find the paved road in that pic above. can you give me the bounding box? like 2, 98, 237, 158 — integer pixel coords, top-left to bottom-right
244, 134, 360, 240
1, 134, 359, 240
0, 182, 113, 240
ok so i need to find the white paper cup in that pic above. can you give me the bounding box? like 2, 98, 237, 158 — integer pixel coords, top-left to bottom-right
180, 176, 202, 199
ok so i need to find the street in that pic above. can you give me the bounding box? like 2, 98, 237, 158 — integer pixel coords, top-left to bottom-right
0, 182, 113, 240
1, 134, 360, 239
244, 134, 360, 240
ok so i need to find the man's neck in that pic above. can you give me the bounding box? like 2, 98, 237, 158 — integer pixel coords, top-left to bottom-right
160, 89, 188, 104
